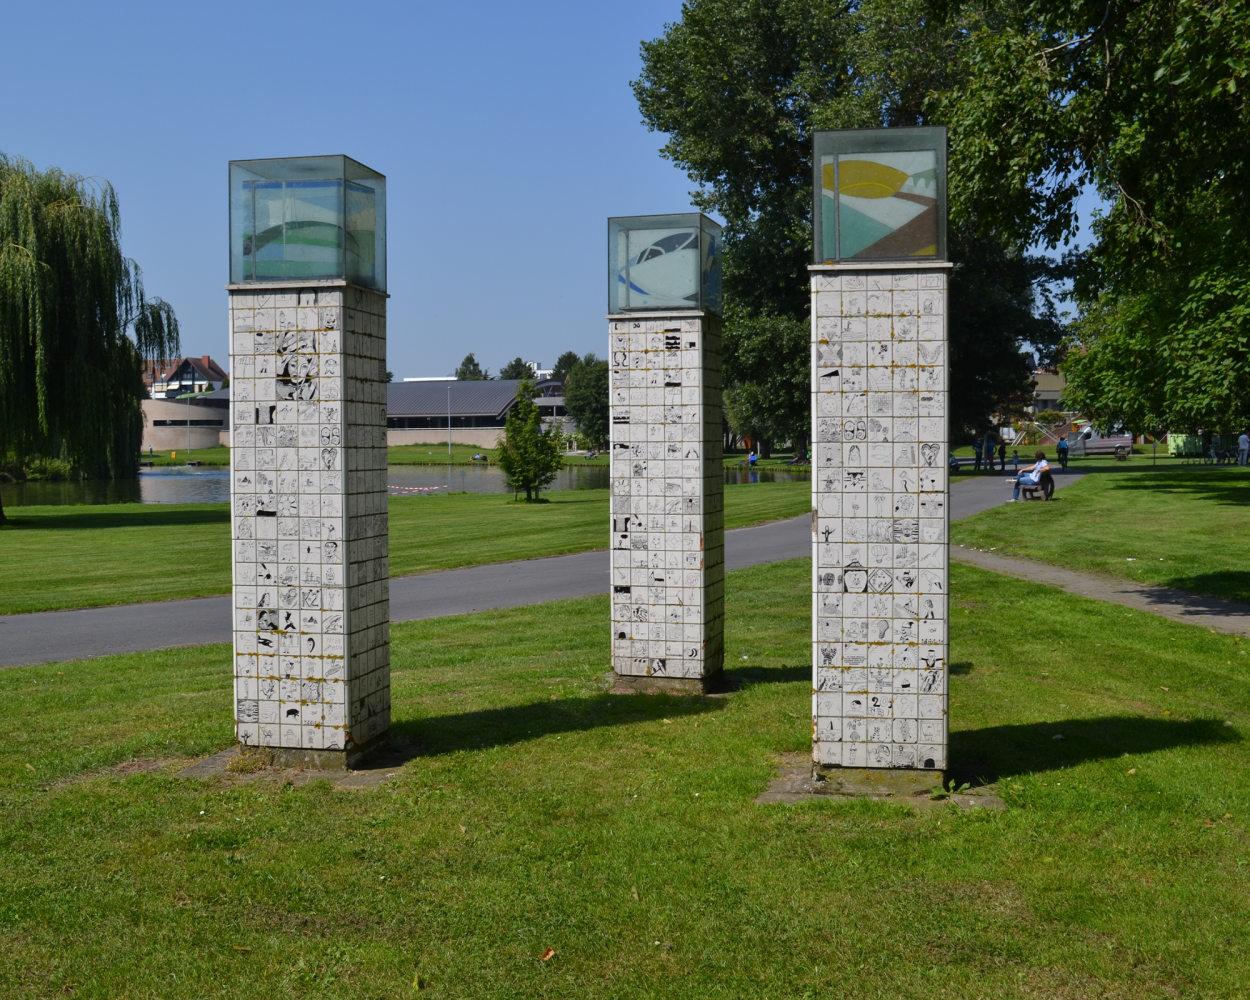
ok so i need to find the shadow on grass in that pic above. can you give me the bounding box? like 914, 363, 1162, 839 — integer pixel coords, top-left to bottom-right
1155, 573, 1250, 608
718, 664, 808, 690
2, 506, 229, 531
950, 715, 1240, 785
1100, 467, 1250, 507
384, 663, 804, 758
389, 691, 724, 757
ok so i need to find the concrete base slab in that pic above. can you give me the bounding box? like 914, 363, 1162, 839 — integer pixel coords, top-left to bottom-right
755, 752, 1005, 811
814, 764, 946, 797
178, 736, 405, 789
611, 671, 722, 696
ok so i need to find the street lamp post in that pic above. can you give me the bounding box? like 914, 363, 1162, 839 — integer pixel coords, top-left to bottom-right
447, 383, 452, 459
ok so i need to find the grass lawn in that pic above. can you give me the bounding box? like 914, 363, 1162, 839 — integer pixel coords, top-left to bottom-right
0, 483, 811, 615
1, 559, 1246, 997
138, 446, 231, 467
387, 444, 607, 466
951, 464, 1250, 603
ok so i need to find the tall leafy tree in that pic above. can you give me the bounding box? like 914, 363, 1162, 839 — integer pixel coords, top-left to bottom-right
564, 353, 609, 448
455, 353, 489, 380
940, 0, 1250, 433
0, 155, 178, 522
633, 0, 1063, 439
497, 378, 565, 501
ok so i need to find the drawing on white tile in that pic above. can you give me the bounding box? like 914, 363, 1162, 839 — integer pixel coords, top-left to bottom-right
608, 316, 725, 683
230, 286, 390, 752
812, 268, 949, 770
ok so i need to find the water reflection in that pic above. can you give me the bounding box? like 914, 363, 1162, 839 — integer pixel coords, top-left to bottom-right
1, 466, 231, 507
724, 467, 810, 485
1, 461, 810, 507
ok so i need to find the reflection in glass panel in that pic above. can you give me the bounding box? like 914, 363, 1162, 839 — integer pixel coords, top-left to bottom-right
822, 150, 938, 259
618, 227, 700, 309
243, 179, 344, 280
700, 220, 722, 315
345, 181, 377, 286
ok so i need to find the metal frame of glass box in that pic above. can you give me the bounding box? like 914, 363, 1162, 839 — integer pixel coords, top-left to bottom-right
812, 127, 947, 264
230, 155, 387, 291
608, 213, 722, 315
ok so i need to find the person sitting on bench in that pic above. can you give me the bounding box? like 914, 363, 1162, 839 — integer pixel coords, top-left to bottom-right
1009, 450, 1051, 502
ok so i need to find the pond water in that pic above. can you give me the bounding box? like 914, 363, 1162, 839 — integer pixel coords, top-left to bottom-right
2, 463, 809, 507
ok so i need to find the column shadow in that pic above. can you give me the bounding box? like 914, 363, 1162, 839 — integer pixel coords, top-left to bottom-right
949, 715, 1239, 785
386, 690, 723, 759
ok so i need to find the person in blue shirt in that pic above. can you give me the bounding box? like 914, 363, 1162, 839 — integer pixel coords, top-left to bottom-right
1056, 436, 1069, 469
973, 438, 984, 471
1009, 451, 1051, 501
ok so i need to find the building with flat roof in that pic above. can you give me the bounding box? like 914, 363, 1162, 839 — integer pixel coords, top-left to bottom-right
386, 378, 568, 447
141, 388, 230, 450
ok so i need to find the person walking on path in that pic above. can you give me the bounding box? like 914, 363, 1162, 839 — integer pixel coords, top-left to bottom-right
1057, 436, 1069, 469
997, 439, 1007, 473
973, 437, 984, 471
1012, 449, 1020, 472
1009, 451, 1051, 502
1239, 430, 1249, 467
984, 432, 997, 472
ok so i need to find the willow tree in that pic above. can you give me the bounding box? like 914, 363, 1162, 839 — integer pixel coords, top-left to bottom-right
0, 154, 178, 522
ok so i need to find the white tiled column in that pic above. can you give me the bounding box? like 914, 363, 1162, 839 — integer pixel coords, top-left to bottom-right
811, 265, 952, 773
228, 283, 390, 764
609, 313, 725, 693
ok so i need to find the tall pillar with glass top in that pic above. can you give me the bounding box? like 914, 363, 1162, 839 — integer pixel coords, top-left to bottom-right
227, 155, 390, 767
608, 214, 725, 694
809, 128, 952, 780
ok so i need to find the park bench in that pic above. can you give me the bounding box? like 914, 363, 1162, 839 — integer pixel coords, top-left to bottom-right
1018, 469, 1055, 501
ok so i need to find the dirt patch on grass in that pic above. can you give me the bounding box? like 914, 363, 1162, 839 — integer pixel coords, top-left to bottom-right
52, 757, 185, 787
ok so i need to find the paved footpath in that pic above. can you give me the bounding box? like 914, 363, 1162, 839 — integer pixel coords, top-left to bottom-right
953, 546, 1250, 635
0, 469, 1083, 668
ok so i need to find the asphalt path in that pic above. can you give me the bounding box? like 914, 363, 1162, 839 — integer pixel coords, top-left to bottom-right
0, 470, 1082, 667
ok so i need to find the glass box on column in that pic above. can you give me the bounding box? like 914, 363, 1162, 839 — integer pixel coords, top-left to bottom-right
608, 213, 722, 314
812, 127, 947, 264
230, 155, 387, 290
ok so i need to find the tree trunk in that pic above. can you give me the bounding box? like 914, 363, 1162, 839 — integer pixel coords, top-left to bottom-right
760, 438, 773, 459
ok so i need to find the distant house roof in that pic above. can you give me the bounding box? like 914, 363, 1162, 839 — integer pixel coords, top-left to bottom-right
144, 356, 229, 386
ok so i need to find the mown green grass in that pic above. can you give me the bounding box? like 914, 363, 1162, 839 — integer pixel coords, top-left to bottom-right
951, 465, 1250, 603
387, 443, 607, 466
0, 483, 810, 615
139, 446, 232, 467
0, 560, 1246, 998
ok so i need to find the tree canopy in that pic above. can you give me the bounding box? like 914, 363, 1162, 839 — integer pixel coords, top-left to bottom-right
939, 0, 1250, 434
455, 353, 489, 380
633, 0, 1068, 440
551, 350, 582, 384
498, 357, 532, 381
563, 353, 609, 449
0, 155, 178, 518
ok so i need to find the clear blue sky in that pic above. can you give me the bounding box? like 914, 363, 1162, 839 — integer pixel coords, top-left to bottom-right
4, 0, 699, 379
